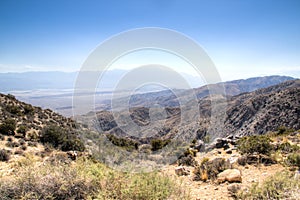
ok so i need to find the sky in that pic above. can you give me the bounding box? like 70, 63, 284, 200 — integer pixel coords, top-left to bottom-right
0, 0, 300, 81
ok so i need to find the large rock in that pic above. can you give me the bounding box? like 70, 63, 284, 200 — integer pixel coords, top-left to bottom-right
217, 169, 242, 184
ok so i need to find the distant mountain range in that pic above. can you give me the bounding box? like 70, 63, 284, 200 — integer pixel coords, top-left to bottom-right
107, 75, 295, 109
0, 70, 203, 92
78, 76, 299, 142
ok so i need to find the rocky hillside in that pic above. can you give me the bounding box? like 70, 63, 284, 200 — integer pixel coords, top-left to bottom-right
224, 79, 300, 137
88, 79, 300, 145
0, 93, 79, 131
0, 93, 87, 153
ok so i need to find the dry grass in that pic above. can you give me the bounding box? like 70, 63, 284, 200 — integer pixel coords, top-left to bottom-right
0, 154, 190, 200
237, 170, 300, 200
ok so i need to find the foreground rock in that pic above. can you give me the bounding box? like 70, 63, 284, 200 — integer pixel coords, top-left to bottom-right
217, 169, 242, 184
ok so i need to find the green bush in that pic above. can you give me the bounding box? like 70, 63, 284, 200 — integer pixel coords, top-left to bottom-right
285, 153, 300, 169
150, 138, 170, 151
40, 125, 65, 147
276, 126, 295, 136
106, 134, 139, 151
61, 138, 85, 152
275, 142, 300, 153
23, 104, 34, 114
237, 135, 272, 155
0, 149, 10, 161
6, 105, 21, 115
17, 125, 28, 136
40, 125, 85, 152
0, 118, 16, 135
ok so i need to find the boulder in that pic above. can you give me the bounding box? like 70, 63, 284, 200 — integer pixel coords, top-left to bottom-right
175, 166, 190, 176
217, 169, 242, 184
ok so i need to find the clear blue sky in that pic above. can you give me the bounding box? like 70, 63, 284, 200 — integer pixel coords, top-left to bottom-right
0, 0, 300, 80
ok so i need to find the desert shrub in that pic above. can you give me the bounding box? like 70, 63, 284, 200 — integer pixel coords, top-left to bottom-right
237, 135, 272, 155
184, 148, 197, 157
106, 134, 139, 151
275, 142, 300, 153
61, 138, 85, 152
0, 149, 10, 161
27, 131, 39, 141
194, 157, 231, 181
150, 138, 170, 151
201, 157, 209, 165
276, 126, 295, 136
285, 153, 300, 169
28, 141, 37, 147
23, 104, 34, 114
19, 139, 26, 145
40, 125, 63, 147
40, 125, 85, 152
6, 141, 20, 148
0, 118, 16, 135
17, 125, 28, 136
178, 154, 197, 166
203, 135, 210, 143
6, 94, 16, 100
177, 148, 198, 166
6, 105, 21, 115
20, 145, 27, 151
238, 171, 300, 199
0, 157, 190, 200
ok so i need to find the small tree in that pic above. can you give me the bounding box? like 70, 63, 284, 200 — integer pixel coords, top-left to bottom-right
40, 125, 65, 148
61, 138, 85, 152
40, 125, 85, 152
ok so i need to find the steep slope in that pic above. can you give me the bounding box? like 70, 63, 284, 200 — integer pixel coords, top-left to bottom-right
224, 79, 300, 137
0, 93, 88, 154
90, 79, 300, 143
0, 93, 79, 134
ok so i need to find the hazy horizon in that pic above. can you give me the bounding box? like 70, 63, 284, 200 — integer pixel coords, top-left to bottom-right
1, 0, 300, 81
